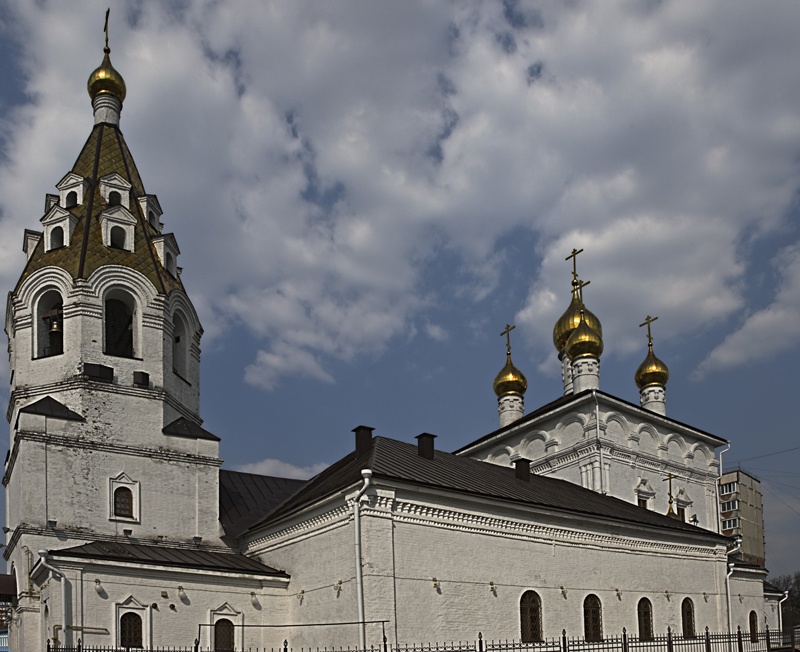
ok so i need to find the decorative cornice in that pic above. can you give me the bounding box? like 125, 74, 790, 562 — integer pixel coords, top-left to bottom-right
245, 504, 351, 554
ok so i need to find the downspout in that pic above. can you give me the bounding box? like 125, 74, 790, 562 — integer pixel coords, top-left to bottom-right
725, 536, 742, 649
717, 444, 731, 534
778, 591, 789, 637
353, 469, 373, 651
39, 550, 67, 646
592, 391, 605, 494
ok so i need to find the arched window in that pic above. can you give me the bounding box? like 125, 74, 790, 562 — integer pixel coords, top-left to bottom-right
520, 591, 543, 642
584, 594, 603, 642
50, 226, 64, 249
172, 313, 188, 378
110, 225, 127, 250
749, 611, 758, 643
109, 190, 122, 206
36, 290, 64, 358
166, 251, 175, 276
65, 191, 78, 208
114, 487, 134, 518
637, 598, 654, 641
105, 291, 135, 358
148, 210, 157, 230
681, 598, 695, 638
214, 619, 234, 652
120, 612, 142, 648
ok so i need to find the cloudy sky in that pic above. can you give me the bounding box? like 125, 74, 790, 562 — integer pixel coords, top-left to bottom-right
1, 1, 799, 577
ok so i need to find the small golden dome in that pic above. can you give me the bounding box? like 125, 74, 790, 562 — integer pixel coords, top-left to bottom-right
635, 343, 669, 389
88, 48, 126, 103
552, 279, 602, 352
566, 311, 603, 360
493, 354, 528, 397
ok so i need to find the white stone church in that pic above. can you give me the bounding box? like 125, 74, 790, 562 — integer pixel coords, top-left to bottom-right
2, 38, 780, 652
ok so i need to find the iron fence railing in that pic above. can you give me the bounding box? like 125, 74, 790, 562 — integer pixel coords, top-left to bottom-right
45, 625, 798, 652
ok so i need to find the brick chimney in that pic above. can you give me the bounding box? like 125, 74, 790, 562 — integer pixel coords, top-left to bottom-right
352, 425, 374, 458
415, 433, 437, 460
514, 458, 531, 482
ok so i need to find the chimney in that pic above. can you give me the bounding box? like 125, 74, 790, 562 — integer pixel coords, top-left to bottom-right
514, 458, 531, 482
352, 425, 374, 458
415, 433, 437, 460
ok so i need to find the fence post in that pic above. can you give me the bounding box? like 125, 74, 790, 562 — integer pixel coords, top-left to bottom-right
622, 628, 628, 652
77, 638, 82, 652
765, 624, 771, 652
284, 639, 289, 652
478, 632, 484, 652
194, 638, 199, 652
667, 627, 673, 652
562, 629, 568, 652
47, 639, 51, 652
736, 626, 743, 652
705, 627, 711, 652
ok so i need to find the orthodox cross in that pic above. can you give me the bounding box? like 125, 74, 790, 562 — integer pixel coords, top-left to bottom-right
104, 8, 110, 50
639, 315, 658, 346
565, 247, 584, 281
662, 472, 676, 515
500, 324, 515, 355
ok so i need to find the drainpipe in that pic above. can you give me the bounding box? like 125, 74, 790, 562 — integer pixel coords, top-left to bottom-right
353, 469, 373, 651
778, 591, 789, 637
717, 444, 731, 534
39, 550, 67, 646
592, 391, 605, 494
725, 536, 742, 649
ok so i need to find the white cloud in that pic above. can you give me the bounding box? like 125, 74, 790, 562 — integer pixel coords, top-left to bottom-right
235, 457, 328, 480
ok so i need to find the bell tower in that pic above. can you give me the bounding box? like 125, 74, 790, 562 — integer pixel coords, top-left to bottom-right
3, 26, 223, 646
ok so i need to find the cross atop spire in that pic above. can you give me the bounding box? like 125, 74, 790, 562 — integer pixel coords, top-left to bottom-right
576, 278, 591, 302
565, 247, 584, 281
639, 315, 659, 347
501, 323, 516, 356
104, 8, 111, 53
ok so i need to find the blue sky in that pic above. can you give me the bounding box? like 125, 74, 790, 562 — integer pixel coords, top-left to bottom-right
1, 1, 798, 576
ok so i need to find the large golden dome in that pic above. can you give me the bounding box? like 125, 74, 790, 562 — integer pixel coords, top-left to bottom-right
88, 48, 127, 103
635, 343, 669, 389
566, 310, 603, 360
493, 354, 528, 397
553, 279, 602, 352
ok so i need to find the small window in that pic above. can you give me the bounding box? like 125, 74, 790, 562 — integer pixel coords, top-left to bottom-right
105, 293, 135, 358
749, 611, 758, 643
148, 211, 157, 229
720, 500, 739, 512
584, 594, 603, 642
214, 619, 234, 652
36, 290, 64, 358
114, 487, 134, 518
677, 506, 686, 522
120, 612, 142, 648
720, 481, 738, 495
109, 190, 122, 207
172, 313, 188, 378
50, 226, 64, 249
637, 598, 654, 641
722, 518, 740, 530
65, 191, 78, 208
638, 497, 649, 509
110, 226, 127, 250
681, 598, 695, 638
520, 591, 543, 642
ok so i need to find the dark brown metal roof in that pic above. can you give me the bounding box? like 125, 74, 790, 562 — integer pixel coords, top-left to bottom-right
50, 541, 287, 577
163, 417, 220, 442
18, 396, 84, 422
254, 436, 727, 542
219, 470, 306, 538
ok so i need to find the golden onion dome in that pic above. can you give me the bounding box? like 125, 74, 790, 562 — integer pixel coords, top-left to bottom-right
88, 48, 126, 103
552, 279, 603, 352
635, 343, 669, 389
493, 354, 528, 397
566, 311, 603, 361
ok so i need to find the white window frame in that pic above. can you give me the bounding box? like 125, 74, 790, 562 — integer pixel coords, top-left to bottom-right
209, 602, 243, 650
721, 518, 740, 530
720, 481, 738, 495
100, 206, 137, 252
109, 472, 141, 523
114, 596, 151, 648
720, 500, 739, 512
40, 206, 78, 252
56, 172, 89, 209
99, 173, 132, 209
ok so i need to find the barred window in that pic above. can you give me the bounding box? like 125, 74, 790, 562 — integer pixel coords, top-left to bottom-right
749, 611, 758, 643
681, 598, 695, 638
637, 598, 654, 641
120, 612, 142, 648
214, 618, 235, 652
520, 591, 543, 642
114, 487, 134, 518
584, 594, 603, 642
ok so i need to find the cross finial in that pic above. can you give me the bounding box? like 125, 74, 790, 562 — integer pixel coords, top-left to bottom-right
500, 324, 515, 356
565, 248, 584, 281
662, 473, 675, 515
639, 315, 658, 347
104, 8, 110, 52
576, 278, 591, 302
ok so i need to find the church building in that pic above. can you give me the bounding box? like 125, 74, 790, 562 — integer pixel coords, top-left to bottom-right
2, 33, 779, 652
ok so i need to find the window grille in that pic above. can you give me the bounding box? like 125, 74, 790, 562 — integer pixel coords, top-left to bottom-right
114, 487, 134, 518
214, 619, 235, 652
637, 598, 654, 641
583, 594, 603, 642
681, 598, 695, 638
520, 591, 543, 642
119, 612, 142, 648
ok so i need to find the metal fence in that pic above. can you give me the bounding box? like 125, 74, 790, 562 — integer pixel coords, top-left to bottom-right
46, 626, 798, 652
